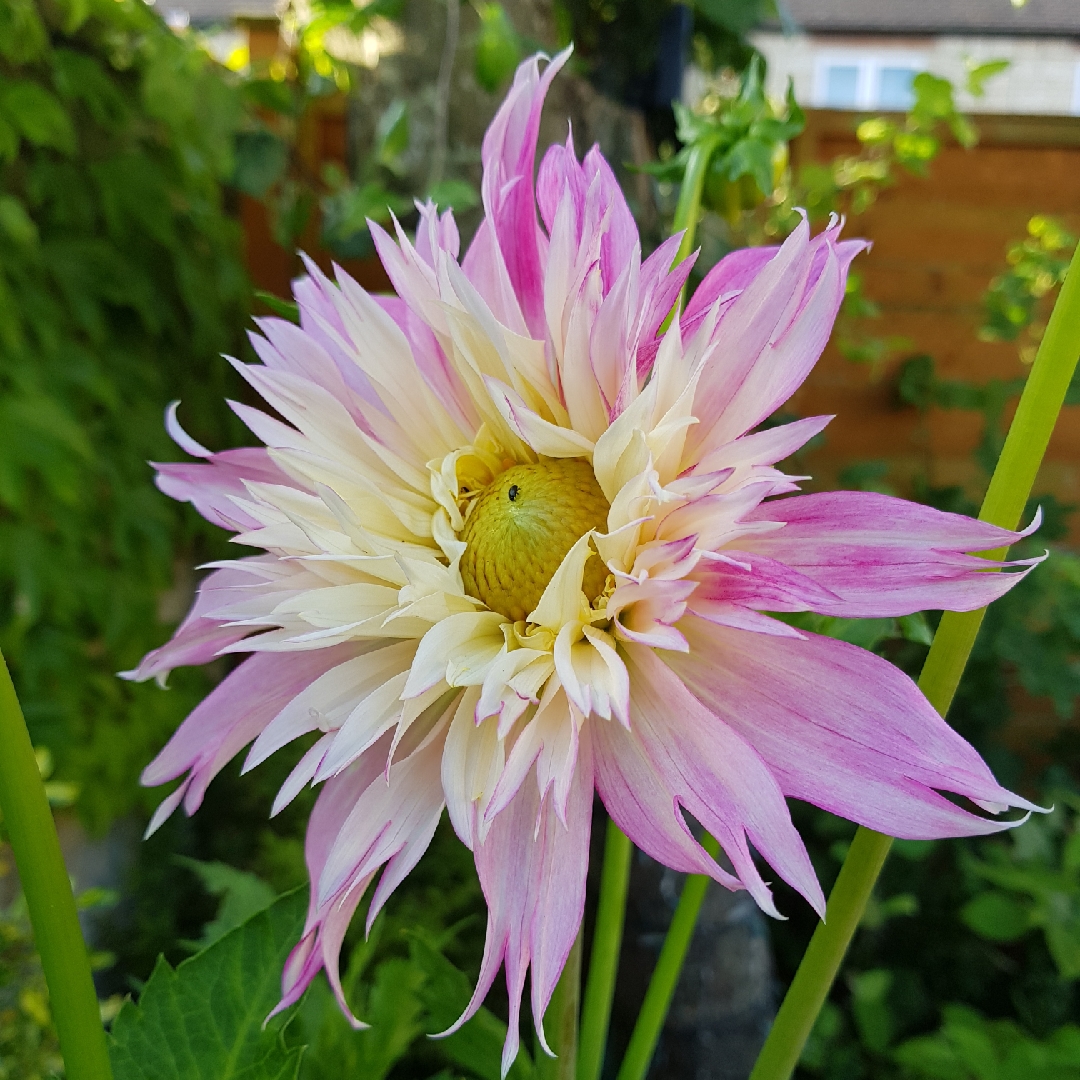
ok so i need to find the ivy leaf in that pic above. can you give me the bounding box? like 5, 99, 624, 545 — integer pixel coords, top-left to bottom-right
108, 888, 306, 1080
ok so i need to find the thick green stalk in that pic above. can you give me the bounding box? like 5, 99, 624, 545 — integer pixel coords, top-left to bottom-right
578, 819, 633, 1080
0, 651, 113, 1080
615, 833, 721, 1080
538, 930, 583, 1080
749, 240, 1080, 1080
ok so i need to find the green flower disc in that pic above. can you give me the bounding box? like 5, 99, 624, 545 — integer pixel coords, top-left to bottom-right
459, 458, 611, 622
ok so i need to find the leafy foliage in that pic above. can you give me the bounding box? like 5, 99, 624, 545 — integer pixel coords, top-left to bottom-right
641, 54, 804, 222
0, 0, 251, 829
231, 0, 479, 260
981, 215, 1078, 369
0, 871, 63, 1080
108, 888, 307, 1080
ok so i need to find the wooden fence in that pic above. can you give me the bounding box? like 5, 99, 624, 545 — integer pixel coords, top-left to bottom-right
789, 110, 1080, 538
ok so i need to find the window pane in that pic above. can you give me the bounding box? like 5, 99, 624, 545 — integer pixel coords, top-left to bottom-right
824, 65, 859, 108
878, 67, 917, 110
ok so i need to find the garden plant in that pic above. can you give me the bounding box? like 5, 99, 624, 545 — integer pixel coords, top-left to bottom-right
2, 4, 1080, 1080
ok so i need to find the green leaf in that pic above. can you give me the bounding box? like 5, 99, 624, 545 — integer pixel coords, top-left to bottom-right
0, 114, 17, 162
0, 0, 47, 64
374, 99, 409, 173
0, 82, 76, 154
232, 130, 289, 197
0, 195, 38, 247
409, 935, 534, 1080
965, 59, 1010, 99
255, 291, 301, 323
426, 178, 480, 212
849, 968, 894, 1054
53, 0, 90, 34
108, 888, 306, 1080
960, 891, 1031, 942
178, 858, 278, 949
474, 3, 522, 94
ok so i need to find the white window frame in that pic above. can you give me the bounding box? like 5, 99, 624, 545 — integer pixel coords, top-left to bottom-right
1072, 62, 1080, 115
812, 51, 927, 111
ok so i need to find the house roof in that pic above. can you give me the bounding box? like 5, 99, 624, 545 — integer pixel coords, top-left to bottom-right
159, 0, 278, 26
774, 0, 1080, 37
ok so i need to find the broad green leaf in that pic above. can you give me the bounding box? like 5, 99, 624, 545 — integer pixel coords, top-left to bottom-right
53, 0, 90, 34
178, 858, 278, 949
0, 82, 76, 154
960, 891, 1031, 942
52, 49, 128, 127
107, 888, 306, 1080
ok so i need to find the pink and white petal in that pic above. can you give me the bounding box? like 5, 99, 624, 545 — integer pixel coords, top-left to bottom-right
244, 639, 416, 771
120, 564, 260, 685
671, 617, 1042, 838
690, 550, 842, 613
686, 221, 866, 458
475, 47, 573, 338
607, 577, 696, 652
442, 689, 503, 849
597, 644, 824, 918
141, 645, 357, 828
318, 719, 447, 907
154, 446, 299, 532
740, 491, 1044, 617
680, 243, 779, 335
269, 736, 392, 1024
690, 415, 833, 477
440, 729, 593, 1077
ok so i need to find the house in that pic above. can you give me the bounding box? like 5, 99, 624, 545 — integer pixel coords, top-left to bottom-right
753, 0, 1080, 115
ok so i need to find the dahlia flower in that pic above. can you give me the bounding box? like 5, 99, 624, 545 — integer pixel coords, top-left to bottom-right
126, 50, 1042, 1072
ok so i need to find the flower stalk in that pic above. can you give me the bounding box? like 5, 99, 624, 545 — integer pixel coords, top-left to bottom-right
585, 140, 719, 1080
749, 238, 1080, 1080
539, 930, 583, 1080
578, 819, 633, 1080
0, 650, 113, 1080
615, 833, 721, 1080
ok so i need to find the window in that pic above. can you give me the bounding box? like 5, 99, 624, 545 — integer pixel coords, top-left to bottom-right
814, 54, 925, 111
878, 67, 917, 111
823, 65, 860, 108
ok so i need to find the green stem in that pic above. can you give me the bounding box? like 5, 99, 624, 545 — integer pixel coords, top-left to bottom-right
749, 238, 1080, 1080
578, 819, 633, 1080
538, 928, 583, 1080
0, 651, 113, 1080
673, 137, 719, 267
659, 134, 720, 336
615, 833, 721, 1080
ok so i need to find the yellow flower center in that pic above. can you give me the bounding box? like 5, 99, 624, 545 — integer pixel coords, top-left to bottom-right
459, 458, 611, 622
